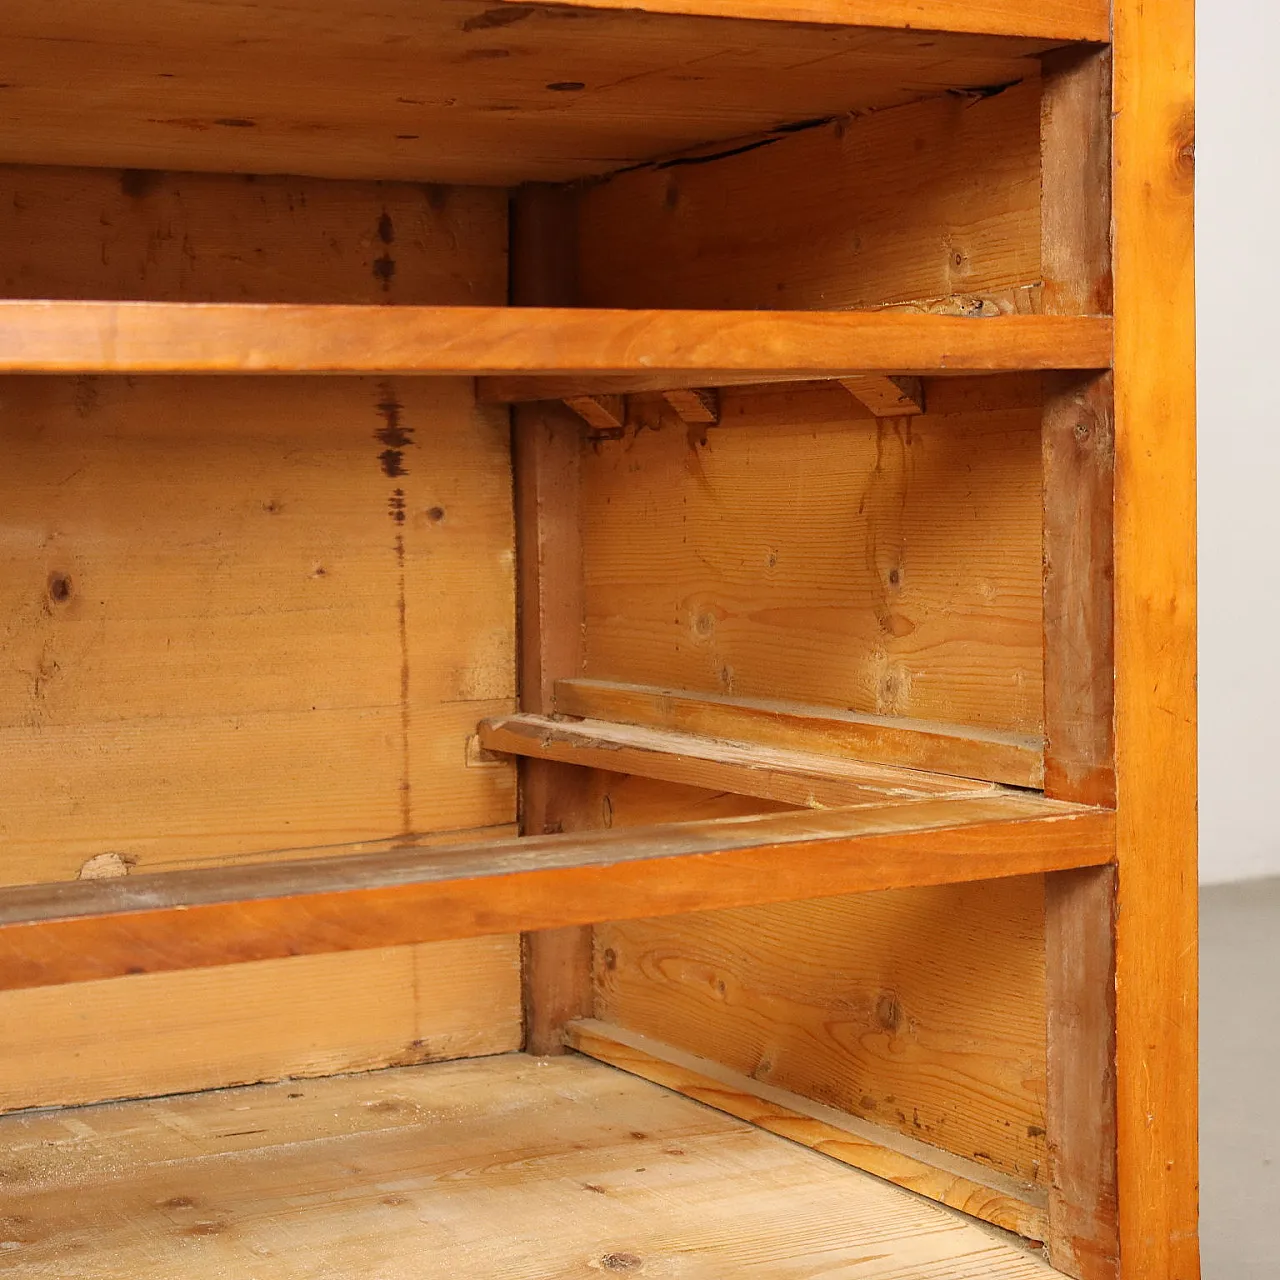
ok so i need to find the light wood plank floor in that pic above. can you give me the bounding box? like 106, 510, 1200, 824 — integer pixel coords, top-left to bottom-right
0, 1053, 1057, 1278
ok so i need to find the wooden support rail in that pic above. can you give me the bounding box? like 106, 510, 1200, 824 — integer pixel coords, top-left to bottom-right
554, 679, 1045, 788
508, 0, 1112, 43
478, 713, 999, 808
565, 1019, 1049, 1240
0, 797, 1112, 991
0, 302, 1112, 380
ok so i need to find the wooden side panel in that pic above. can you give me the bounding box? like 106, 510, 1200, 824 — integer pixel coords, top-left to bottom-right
1112, 0, 1200, 1275
576, 82, 1042, 311
595, 876, 1049, 1187
1039, 46, 1120, 1280
580, 376, 1045, 735
0, 170, 520, 1105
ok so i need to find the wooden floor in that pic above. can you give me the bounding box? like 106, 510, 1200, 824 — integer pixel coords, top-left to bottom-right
0, 1053, 1060, 1278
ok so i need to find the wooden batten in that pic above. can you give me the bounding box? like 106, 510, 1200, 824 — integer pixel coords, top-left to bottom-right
0, 799, 1114, 993
478, 712, 999, 809
554, 680, 1044, 788
564, 394, 627, 431
511, 185, 595, 1055
840, 375, 926, 417
661, 387, 721, 425
565, 1018, 1049, 1240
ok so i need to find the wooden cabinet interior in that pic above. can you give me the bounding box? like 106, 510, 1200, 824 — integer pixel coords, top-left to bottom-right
0, 3, 1196, 1278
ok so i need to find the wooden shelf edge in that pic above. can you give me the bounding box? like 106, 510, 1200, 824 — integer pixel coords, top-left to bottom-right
565, 1018, 1049, 1240
0, 302, 1112, 378
504, 0, 1110, 44
478, 712, 1002, 808
554, 679, 1045, 788
0, 797, 1113, 992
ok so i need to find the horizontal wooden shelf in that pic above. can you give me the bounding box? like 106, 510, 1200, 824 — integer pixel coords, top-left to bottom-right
0, 1053, 1064, 1279
554, 679, 1045, 788
0, 796, 1112, 991
478, 712, 1002, 806
533, 0, 1111, 43
566, 1018, 1048, 1239
0, 302, 1112, 381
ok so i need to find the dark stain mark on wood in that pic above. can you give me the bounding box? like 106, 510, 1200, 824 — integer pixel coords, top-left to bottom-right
119, 169, 162, 199
546, 81, 586, 92
426, 506, 445, 523
461, 7, 533, 31
213, 117, 256, 128
47, 572, 72, 604
373, 254, 396, 290
388, 490, 407, 524
377, 211, 395, 245
376, 385, 414, 478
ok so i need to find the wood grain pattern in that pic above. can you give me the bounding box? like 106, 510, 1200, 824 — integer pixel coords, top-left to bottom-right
1039, 45, 1120, 1280
1112, 0, 1200, 1275
0, 169, 520, 1108
479, 712, 999, 808
567, 1018, 1049, 1238
510, 185, 595, 1055
594, 875, 1053, 1187
0, 165, 506, 304
0, 301, 1114, 376
0, 1053, 1061, 1278
517, 0, 1110, 42
0, 798, 1114, 991
556, 678, 1044, 787
0, 6, 1059, 184
575, 82, 1044, 311
0, 936, 521, 1115
579, 376, 1048, 734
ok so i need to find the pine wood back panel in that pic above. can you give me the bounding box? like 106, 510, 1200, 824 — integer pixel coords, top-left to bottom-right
580, 376, 1044, 734
0, 169, 520, 1109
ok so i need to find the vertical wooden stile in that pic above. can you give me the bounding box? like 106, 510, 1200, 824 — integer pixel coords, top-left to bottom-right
510, 184, 594, 1054
1039, 46, 1120, 1280
1112, 1, 1200, 1276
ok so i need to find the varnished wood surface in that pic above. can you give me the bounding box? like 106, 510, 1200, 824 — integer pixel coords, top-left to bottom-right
0, 798, 1113, 991
520, 0, 1110, 42
479, 711, 999, 808
595, 874, 1052, 1190
0, 302, 1114, 376
566, 1018, 1048, 1238
1112, 0, 1200, 1275
0, 1053, 1059, 1279
556, 678, 1044, 787
0, 4, 1059, 185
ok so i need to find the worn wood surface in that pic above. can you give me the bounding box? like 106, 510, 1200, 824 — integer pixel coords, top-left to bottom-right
556, 678, 1044, 787
516, 0, 1110, 42
510, 185, 595, 1055
1039, 45, 1120, 1280
0, 166, 506, 304
595, 874, 1052, 1190
0, 1053, 1060, 1278
579, 376, 1048, 735
480, 712, 998, 808
566, 1018, 1048, 1238
1112, 1, 1200, 1276
0, 799, 1113, 991
0, 168, 520, 1107
0, 937, 521, 1115
575, 82, 1043, 311
0, 301, 1114, 376
0, 6, 1059, 185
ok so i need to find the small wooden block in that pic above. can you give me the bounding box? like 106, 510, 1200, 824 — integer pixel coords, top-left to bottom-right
563, 393, 626, 430
662, 387, 720, 425
840, 375, 925, 417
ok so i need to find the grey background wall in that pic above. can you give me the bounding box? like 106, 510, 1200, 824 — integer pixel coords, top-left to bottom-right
1197, 0, 1280, 883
